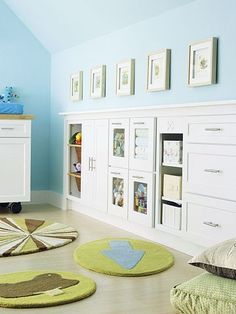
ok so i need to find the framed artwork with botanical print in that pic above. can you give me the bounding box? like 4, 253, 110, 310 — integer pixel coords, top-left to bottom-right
116, 59, 135, 96
90, 65, 106, 98
70, 71, 83, 101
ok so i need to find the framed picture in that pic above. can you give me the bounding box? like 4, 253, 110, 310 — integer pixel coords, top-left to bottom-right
188, 37, 217, 87
116, 59, 135, 96
90, 65, 106, 98
70, 71, 83, 101
147, 49, 171, 92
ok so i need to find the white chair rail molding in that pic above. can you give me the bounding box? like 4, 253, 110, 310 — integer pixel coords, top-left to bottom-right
60, 99, 236, 256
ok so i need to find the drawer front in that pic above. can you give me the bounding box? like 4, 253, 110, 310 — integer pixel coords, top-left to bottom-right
157, 117, 185, 134
0, 120, 31, 138
187, 116, 236, 144
186, 144, 236, 201
186, 202, 236, 245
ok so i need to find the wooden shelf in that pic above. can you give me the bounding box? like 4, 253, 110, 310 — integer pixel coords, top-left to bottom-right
68, 144, 81, 148
68, 172, 81, 178
162, 163, 182, 168
162, 196, 182, 205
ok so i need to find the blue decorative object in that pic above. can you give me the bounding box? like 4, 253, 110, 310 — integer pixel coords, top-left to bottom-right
0, 87, 23, 114
0, 87, 19, 103
102, 240, 145, 269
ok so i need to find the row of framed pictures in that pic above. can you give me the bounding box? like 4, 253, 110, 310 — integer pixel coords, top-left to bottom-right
70, 37, 218, 101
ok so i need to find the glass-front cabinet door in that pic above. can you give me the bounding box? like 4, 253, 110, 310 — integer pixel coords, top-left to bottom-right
128, 170, 154, 227
109, 119, 129, 169
108, 167, 128, 219
129, 117, 155, 172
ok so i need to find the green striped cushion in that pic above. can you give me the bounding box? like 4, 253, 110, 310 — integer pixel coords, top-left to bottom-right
170, 272, 236, 314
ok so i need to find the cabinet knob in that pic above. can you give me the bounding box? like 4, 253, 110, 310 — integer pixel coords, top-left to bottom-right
204, 128, 222, 132
204, 169, 221, 174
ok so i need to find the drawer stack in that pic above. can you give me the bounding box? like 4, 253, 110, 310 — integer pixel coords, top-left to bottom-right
185, 115, 236, 246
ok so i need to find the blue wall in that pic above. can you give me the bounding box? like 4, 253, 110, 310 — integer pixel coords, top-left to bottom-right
0, 1, 51, 191
50, 0, 236, 194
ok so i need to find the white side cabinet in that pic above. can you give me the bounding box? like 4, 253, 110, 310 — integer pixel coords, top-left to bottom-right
0, 118, 32, 203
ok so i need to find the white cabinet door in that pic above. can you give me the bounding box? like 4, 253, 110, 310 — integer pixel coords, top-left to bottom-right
129, 117, 155, 172
93, 119, 109, 212
0, 138, 30, 202
109, 119, 129, 169
108, 167, 128, 219
81, 120, 94, 207
128, 170, 154, 227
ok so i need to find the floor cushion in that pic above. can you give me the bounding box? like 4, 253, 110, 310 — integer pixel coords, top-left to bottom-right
170, 272, 236, 314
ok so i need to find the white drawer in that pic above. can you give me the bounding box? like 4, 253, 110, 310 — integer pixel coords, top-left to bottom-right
186, 144, 236, 201
187, 115, 236, 144
0, 120, 31, 138
186, 202, 236, 246
157, 117, 186, 134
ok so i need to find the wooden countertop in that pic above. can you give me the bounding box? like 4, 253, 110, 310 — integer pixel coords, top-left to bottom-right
0, 114, 34, 120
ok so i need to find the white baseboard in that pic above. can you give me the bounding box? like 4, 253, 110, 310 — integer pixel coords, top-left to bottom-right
29, 190, 64, 209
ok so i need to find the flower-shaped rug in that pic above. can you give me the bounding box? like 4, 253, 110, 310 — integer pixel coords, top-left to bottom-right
0, 217, 78, 256
74, 238, 174, 276
0, 271, 95, 308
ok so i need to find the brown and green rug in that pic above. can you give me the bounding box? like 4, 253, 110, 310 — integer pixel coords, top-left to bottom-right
0, 271, 96, 308
0, 217, 78, 256
74, 238, 174, 276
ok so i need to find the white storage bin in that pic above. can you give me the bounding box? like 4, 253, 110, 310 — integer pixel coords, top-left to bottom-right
163, 140, 182, 165
163, 174, 182, 200
162, 203, 181, 230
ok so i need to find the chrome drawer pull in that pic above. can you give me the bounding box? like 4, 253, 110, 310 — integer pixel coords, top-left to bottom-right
133, 122, 145, 125
112, 123, 122, 126
204, 169, 221, 174
132, 176, 144, 179
111, 172, 121, 175
1, 127, 15, 130
204, 128, 222, 131
203, 221, 220, 228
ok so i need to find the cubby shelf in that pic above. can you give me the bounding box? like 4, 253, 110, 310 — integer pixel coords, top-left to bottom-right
162, 163, 183, 168
68, 172, 81, 178
161, 196, 182, 205
68, 144, 81, 148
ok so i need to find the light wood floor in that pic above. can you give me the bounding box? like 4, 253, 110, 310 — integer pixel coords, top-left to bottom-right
0, 204, 202, 314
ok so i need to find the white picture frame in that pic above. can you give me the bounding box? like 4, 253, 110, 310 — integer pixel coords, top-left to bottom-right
188, 37, 217, 87
90, 65, 106, 98
70, 71, 83, 101
116, 59, 135, 96
147, 49, 171, 92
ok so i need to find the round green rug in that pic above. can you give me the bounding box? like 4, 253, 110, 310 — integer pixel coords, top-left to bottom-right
0, 271, 96, 308
0, 217, 78, 256
74, 238, 174, 276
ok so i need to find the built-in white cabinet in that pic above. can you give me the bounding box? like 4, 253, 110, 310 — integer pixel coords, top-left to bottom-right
128, 170, 154, 227
129, 117, 155, 172
109, 119, 129, 169
0, 118, 32, 205
108, 167, 128, 219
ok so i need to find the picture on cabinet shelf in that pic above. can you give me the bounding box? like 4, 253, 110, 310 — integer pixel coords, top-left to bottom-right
134, 182, 147, 215
134, 128, 149, 160
147, 49, 170, 92
188, 37, 217, 86
70, 71, 83, 101
113, 129, 125, 157
116, 59, 135, 96
112, 177, 124, 207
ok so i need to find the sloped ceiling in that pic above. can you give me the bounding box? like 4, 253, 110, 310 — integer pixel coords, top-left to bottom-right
3, 0, 195, 53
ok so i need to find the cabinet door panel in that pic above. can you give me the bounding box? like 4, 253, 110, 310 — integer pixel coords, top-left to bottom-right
81, 120, 94, 207
128, 170, 154, 227
129, 117, 155, 172
108, 167, 128, 219
109, 119, 129, 169
93, 119, 109, 212
0, 138, 30, 202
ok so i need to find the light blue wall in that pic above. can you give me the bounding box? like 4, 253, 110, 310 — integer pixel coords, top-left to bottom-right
0, 1, 51, 190
50, 0, 236, 193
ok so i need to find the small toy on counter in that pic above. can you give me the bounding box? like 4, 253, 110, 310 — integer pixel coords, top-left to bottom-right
73, 162, 81, 173
69, 132, 82, 145
0, 87, 19, 103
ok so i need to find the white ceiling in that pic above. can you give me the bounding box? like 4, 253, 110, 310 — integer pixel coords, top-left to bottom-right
4, 0, 196, 53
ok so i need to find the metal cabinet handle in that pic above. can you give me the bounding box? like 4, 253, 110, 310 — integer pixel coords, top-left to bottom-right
91, 157, 96, 170
133, 122, 145, 125
88, 157, 92, 171
204, 169, 221, 174
204, 128, 222, 131
112, 123, 122, 125
132, 176, 144, 179
111, 172, 121, 175
1, 127, 15, 130
203, 221, 220, 228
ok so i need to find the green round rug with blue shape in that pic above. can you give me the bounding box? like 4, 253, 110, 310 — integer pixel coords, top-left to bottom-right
74, 238, 174, 276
